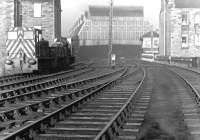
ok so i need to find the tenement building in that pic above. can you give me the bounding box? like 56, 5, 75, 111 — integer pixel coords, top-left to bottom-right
160, 0, 200, 57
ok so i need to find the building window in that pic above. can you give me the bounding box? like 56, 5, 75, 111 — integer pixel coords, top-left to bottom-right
182, 35, 188, 48
182, 36, 187, 44
34, 3, 42, 17
182, 14, 187, 22
195, 14, 200, 24
195, 34, 200, 46
181, 11, 188, 25
154, 39, 159, 47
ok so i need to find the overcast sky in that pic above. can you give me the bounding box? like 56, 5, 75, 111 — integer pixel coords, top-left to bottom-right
61, 0, 161, 36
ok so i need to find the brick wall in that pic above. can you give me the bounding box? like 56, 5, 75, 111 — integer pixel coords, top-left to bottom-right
170, 8, 200, 57
22, 0, 61, 45
160, 0, 200, 57
0, 0, 14, 57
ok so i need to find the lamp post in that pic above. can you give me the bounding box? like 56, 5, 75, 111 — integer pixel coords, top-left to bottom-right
108, 0, 113, 66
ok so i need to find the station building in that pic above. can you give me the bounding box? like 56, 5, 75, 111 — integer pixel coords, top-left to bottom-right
142, 31, 159, 54
0, 0, 61, 57
79, 6, 144, 46
71, 5, 144, 60
141, 31, 159, 61
160, 0, 200, 57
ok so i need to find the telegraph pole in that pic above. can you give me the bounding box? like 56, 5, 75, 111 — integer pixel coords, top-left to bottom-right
108, 0, 113, 66
163, 0, 166, 56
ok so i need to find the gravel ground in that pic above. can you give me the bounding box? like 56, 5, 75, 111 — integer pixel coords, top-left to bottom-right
137, 67, 192, 140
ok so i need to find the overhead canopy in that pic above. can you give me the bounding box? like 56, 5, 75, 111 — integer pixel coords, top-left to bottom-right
175, 0, 200, 8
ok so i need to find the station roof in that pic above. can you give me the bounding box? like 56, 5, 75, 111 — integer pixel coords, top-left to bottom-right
88, 6, 144, 17
142, 31, 159, 38
174, 0, 200, 8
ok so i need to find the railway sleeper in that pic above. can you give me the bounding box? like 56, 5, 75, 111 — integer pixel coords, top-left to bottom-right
0, 68, 90, 90
0, 68, 127, 139
36, 134, 95, 140
0, 83, 106, 131
0, 68, 121, 99
56, 121, 107, 128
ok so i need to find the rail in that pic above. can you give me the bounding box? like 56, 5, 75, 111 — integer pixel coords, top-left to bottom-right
94, 67, 146, 140
0, 68, 94, 98
2, 67, 128, 140
0, 65, 90, 90
169, 69, 200, 105
0, 67, 124, 102
0, 62, 92, 86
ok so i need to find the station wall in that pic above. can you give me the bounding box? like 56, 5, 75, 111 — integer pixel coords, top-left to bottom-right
75, 44, 141, 61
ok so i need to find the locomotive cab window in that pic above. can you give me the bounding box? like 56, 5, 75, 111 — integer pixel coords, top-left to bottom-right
24, 31, 34, 39
8, 32, 17, 40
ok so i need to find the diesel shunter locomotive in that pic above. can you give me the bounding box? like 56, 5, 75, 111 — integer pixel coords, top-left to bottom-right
5, 27, 74, 74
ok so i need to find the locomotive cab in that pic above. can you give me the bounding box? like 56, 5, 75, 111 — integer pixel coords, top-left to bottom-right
5, 27, 42, 74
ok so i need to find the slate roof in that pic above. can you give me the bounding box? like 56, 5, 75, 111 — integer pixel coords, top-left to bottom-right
89, 6, 144, 17
142, 31, 159, 38
174, 0, 200, 8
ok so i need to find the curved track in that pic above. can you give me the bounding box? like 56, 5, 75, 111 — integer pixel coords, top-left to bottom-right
168, 67, 200, 140
0, 63, 92, 90
3, 61, 200, 140
0, 73, 39, 85
0, 66, 125, 139
0, 65, 145, 140
136, 61, 200, 140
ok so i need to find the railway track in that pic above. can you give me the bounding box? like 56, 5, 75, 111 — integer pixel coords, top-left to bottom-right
138, 61, 200, 140
3, 60, 200, 140
168, 68, 200, 140
169, 66, 200, 95
35, 67, 145, 140
113, 68, 153, 140
0, 62, 88, 84
0, 73, 39, 85
0, 67, 125, 139
0, 67, 95, 99
0, 66, 94, 90
0, 63, 93, 90
0, 65, 144, 140
0, 62, 93, 85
